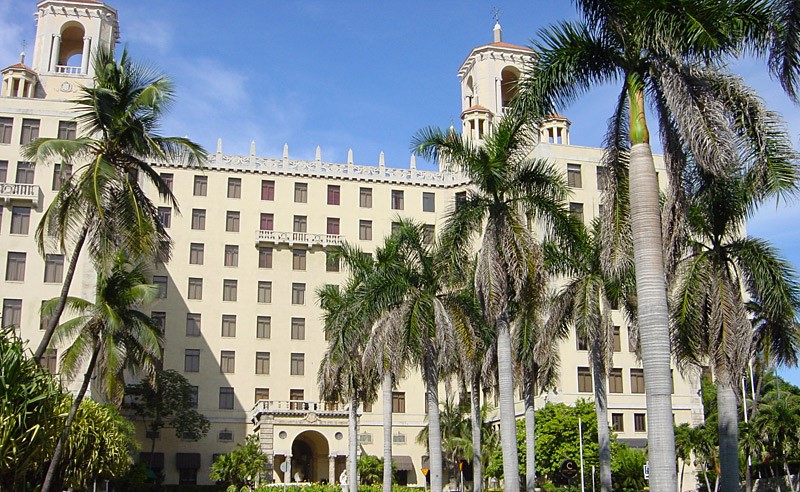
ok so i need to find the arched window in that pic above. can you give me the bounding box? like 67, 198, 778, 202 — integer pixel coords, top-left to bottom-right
500, 66, 520, 109
57, 22, 86, 73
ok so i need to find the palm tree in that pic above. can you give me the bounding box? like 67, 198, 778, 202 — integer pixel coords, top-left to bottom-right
518, 3, 798, 488
41, 253, 163, 492
674, 423, 694, 492
23, 47, 206, 361
671, 168, 800, 491
414, 115, 575, 492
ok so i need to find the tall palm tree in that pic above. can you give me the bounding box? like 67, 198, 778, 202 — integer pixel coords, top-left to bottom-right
23, 47, 206, 361
518, 3, 798, 488
414, 115, 575, 492
671, 168, 800, 491
41, 253, 163, 492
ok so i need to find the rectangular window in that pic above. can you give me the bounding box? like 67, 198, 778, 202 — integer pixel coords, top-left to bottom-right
188, 386, 198, 408
291, 317, 305, 340
293, 215, 307, 233
10, 207, 30, 234
191, 209, 206, 230
392, 222, 401, 235
291, 283, 305, 305
258, 281, 272, 303
392, 392, 406, 413
52, 163, 72, 191
187, 278, 203, 300
222, 279, 238, 301
423, 224, 435, 245
160, 172, 173, 192
327, 184, 340, 205
327, 217, 340, 235
290, 353, 305, 375
43, 254, 64, 283
193, 175, 207, 196
391, 190, 404, 210
255, 352, 270, 375
40, 349, 58, 374
15, 162, 34, 184
2, 299, 22, 329
612, 325, 621, 352
359, 187, 372, 208
290, 389, 305, 409
611, 413, 624, 432
225, 211, 240, 232
258, 247, 273, 268
153, 276, 167, 299
40, 301, 50, 331
189, 243, 204, 265
292, 249, 306, 270
256, 316, 271, 339
628, 327, 637, 352
151, 312, 166, 333
57, 120, 77, 140
578, 367, 592, 393
219, 387, 234, 409
294, 182, 308, 203
184, 349, 200, 372
227, 177, 241, 198
220, 350, 235, 373
630, 368, 645, 394
186, 313, 201, 336
326, 252, 339, 272
422, 192, 436, 212
359, 220, 372, 241
0, 161, 7, 181
260, 213, 274, 231
157, 207, 172, 228
255, 387, 270, 403
0, 117, 12, 144
634, 413, 646, 432
455, 191, 467, 209
567, 163, 582, 187
261, 180, 275, 200
609, 368, 624, 393
221, 314, 237, 337
569, 202, 584, 222
597, 166, 609, 191
224, 245, 239, 267
20, 119, 40, 144
576, 329, 588, 350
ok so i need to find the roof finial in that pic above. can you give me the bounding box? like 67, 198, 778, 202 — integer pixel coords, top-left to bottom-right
492, 8, 502, 43
19, 39, 27, 64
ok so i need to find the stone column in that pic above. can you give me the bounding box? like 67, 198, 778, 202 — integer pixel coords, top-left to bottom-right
285, 455, 292, 483
329, 455, 336, 484
49, 35, 61, 72
81, 37, 91, 75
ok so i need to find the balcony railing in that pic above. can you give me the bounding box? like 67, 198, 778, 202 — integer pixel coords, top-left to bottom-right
0, 183, 42, 206
55, 65, 82, 75
255, 230, 344, 247
251, 399, 350, 423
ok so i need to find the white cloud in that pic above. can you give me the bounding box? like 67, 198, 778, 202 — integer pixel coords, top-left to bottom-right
0, 0, 30, 66
124, 19, 172, 54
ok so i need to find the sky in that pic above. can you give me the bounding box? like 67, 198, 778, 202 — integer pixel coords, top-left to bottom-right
1, 0, 799, 386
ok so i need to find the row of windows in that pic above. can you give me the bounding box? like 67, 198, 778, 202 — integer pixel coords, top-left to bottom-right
182, 244, 340, 271
577, 367, 673, 394
152, 312, 304, 340
4, 252, 64, 283
179, 173, 438, 212
0, 161, 72, 190
567, 163, 609, 191
610, 412, 648, 433
576, 326, 634, 353
2, 206, 31, 234
153, 277, 308, 304
0, 117, 76, 145
184, 349, 304, 376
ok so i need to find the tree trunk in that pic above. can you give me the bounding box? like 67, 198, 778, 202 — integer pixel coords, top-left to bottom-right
680, 461, 685, 492
382, 371, 393, 492
523, 374, 536, 492
717, 379, 740, 492
41, 341, 100, 492
592, 358, 612, 492
470, 375, 483, 492
35, 223, 89, 360
349, 393, 359, 492
496, 315, 520, 492
627, 141, 677, 491
426, 357, 444, 492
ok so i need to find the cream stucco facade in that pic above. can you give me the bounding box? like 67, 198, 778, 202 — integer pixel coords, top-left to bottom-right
0, 1, 702, 489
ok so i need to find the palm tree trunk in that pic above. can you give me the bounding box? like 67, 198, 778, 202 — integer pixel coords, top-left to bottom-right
716, 378, 740, 492
41, 340, 100, 492
470, 375, 483, 492
496, 314, 520, 492
425, 357, 444, 492
680, 461, 685, 492
382, 370, 393, 492
523, 374, 536, 492
591, 358, 612, 492
35, 223, 89, 360
349, 393, 359, 492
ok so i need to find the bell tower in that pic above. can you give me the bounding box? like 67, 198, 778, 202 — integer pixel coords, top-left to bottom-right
457, 22, 533, 141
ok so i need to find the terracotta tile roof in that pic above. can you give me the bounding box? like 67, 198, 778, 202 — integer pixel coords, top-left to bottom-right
463, 105, 492, 112
2, 63, 36, 73
488, 41, 533, 52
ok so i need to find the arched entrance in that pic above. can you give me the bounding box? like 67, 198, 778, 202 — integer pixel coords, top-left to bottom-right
291, 430, 330, 483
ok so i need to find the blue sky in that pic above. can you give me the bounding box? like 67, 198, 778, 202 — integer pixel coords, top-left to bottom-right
2, 0, 799, 386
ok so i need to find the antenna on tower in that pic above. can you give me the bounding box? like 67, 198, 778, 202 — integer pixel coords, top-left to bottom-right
19, 39, 27, 64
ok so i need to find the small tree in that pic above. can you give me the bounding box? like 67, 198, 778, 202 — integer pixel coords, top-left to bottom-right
124, 369, 210, 471
210, 435, 268, 490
